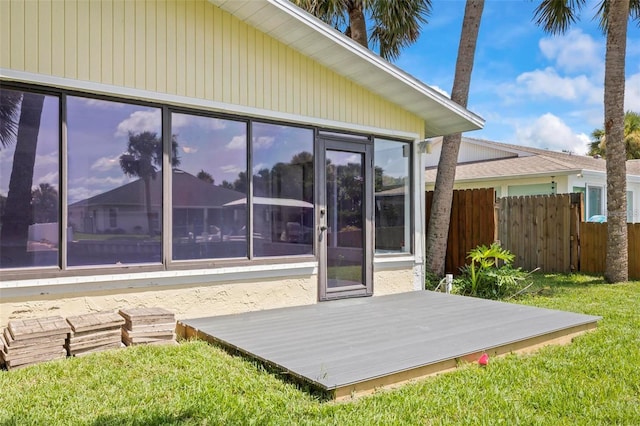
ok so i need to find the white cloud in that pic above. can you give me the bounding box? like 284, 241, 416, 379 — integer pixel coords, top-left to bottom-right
252, 163, 267, 174
78, 98, 125, 109
221, 164, 242, 174
252, 136, 274, 150
539, 29, 603, 74
67, 176, 131, 203
515, 67, 601, 104
226, 135, 247, 150
34, 152, 59, 166
515, 113, 590, 155
90, 155, 121, 172
181, 146, 198, 154
430, 85, 450, 98
206, 118, 228, 130
115, 110, 161, 137
171, 113, 191, 129
625, 73, 640, 111
70, 175, 130, 188
36, 172, 59, 187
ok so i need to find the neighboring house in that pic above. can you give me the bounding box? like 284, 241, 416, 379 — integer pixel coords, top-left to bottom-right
0, 0, 483, 323
425, 137, 640, 223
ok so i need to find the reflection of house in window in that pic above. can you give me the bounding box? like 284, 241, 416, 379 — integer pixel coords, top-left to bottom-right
109, 208, 117, 228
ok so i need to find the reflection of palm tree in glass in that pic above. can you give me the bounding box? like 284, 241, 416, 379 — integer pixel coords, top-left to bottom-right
32, 183, 59, 224
119, 131, 180, 237
0, 90, 45, 266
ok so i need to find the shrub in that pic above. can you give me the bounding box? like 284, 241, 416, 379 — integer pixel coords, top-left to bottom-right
452, 243, 529, 299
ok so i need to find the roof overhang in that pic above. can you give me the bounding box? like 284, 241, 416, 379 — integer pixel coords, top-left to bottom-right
209, 0, 484, 137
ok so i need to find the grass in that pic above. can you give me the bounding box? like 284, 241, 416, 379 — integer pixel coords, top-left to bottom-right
1, 275, 639, 425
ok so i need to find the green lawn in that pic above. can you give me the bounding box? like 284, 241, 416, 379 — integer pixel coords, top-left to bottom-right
1, 275, 639, 425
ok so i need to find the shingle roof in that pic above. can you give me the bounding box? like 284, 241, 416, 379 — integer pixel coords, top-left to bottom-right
425, 137, 640, 182
70, 170, 246, 208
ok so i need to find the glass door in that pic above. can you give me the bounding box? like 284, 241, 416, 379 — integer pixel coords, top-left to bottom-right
317, 137, 373, 300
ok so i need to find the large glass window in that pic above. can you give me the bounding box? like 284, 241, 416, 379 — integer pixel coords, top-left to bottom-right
170, 113, 248, 260
252, 123, 314, 257
0, 89, 60, 269
66, 97, 163, 266
374, 138, 411, 253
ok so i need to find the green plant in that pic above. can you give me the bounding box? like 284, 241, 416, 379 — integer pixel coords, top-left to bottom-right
453, 243, 528, 299
424, 271, 442, 291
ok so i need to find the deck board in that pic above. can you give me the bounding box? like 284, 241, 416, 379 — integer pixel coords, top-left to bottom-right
179, 291, 600, 398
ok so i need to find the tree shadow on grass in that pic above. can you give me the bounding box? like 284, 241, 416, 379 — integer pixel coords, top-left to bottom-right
514, 272, 608, 299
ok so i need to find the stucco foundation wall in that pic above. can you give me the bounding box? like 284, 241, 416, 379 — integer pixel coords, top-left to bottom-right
373, 267, 416, 296
0, 275, 317, 326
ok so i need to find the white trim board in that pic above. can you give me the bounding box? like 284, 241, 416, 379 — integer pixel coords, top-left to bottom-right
1, 69, 421, 141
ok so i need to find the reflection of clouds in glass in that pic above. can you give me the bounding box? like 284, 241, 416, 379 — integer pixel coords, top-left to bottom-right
226, 135, 247, 150
35, 151, 58, 166
181, 145, 198, 154
345, 154, 361, 164
253, 136, 274, 149
171, 113, 190, 129
90, 155, 121, 171
375, 140, 409, 179
36, 171, 59, 187
206, 118, 227, 130
221, 164, 242, 174
78, 98, 125, 109
172, 113, 227, 130
68, 175, 132, 203
115, 109, 161, 136
252, 163, 268, 174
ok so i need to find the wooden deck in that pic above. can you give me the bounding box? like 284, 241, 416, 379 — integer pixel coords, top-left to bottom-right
177, 291, 600, 400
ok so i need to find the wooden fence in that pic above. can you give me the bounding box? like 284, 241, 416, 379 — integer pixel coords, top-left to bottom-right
426, 190, 639, 278
425, 188, 496, 274
497, 193, 582, 273
580, 222, 640, 279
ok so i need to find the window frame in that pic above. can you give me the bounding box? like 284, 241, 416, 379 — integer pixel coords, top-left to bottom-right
0, 81, 416, 281
373, 137, 414, 256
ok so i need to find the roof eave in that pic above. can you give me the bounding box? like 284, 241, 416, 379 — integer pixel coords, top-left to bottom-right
209, 0, 484, 136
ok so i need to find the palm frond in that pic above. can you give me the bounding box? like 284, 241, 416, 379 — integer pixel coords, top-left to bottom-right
533, 0, 587, 35
0, 89, 22, 148
370, 0, 431, 61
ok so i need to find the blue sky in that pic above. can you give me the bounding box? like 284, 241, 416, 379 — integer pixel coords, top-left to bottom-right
393, 0, 640, 155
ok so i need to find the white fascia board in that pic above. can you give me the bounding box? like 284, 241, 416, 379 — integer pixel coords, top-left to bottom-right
0, 69, 419, 141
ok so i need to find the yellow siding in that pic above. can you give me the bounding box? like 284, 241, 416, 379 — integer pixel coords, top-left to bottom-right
2, 0, 423, 136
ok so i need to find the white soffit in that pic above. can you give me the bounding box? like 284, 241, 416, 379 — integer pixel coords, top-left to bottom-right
209, 0, 485, 137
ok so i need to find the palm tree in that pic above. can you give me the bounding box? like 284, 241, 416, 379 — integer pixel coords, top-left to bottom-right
425, 0, 485, 278
291, 0, 431, 61
119, 132, 180, 237
32, 183, 59, 224
533, 0, 637, 283
588, 111, 640, 159
197, 170, 214, 184
0, 90, 45, 267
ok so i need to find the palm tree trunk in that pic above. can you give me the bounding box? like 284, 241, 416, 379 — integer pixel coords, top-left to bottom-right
426, 0, 484, 277
604, 0, 630, 283
347, 1, 368, 49
0, 93, 45, 267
